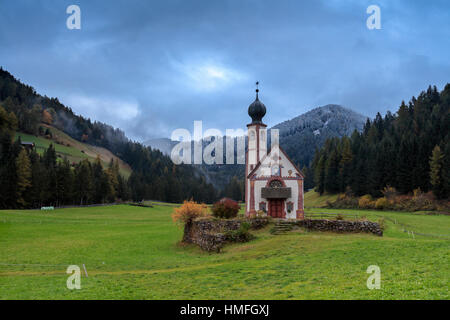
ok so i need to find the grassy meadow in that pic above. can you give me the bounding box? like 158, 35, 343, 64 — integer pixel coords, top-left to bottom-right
0, 202, 448, 300
304, 190, 338, 208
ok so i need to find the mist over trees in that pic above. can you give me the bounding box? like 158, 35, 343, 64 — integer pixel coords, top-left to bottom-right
312, 84, 450, 200
0, 68, 219, 208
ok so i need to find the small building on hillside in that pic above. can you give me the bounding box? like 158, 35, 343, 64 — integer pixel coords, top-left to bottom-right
245, 85, 304, 219
21, 141, 35, 150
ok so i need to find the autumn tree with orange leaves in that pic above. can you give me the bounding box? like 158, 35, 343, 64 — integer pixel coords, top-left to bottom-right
172, 200, 209, 242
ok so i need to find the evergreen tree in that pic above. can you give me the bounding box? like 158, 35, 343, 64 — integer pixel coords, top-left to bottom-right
350, 136, 368, 196
443, 140, 450, 199
15, 148, 32, 207
107, 158, 120, 198
396, 136, 414, 194
43, 144, 57, 169
92, 156, 104, 203
42, 144, 58, 205
56, 158, 74, 205
117, 174, 130, 201
429, 145, 445, 199
324, 147, 340, 193
0, 139, 21, 208
302, 165, 315, 191
74, 159, 93, 205
28, 149, 44, 208
338, 137, 353, 192
314, 154, 326, 195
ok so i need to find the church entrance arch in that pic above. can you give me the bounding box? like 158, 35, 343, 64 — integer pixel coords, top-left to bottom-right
266, 178, 287, 218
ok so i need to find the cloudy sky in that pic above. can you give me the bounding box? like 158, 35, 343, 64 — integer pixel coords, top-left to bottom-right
1, 0, 449, 141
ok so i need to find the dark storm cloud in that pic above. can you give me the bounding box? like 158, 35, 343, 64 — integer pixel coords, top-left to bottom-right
0, 0, 449, 140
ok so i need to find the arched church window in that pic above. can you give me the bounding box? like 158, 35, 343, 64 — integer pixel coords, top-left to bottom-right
260, 131, 265, 142
250, 130, 255, 140
269, 179, 283, 188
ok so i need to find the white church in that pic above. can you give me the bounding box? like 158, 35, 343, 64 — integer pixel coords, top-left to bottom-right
245, 86, 305, 219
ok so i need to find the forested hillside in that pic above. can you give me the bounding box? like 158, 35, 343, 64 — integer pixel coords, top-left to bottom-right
312, 84, 450, 200
274, 104, 367, 168
0, 68, 218, 208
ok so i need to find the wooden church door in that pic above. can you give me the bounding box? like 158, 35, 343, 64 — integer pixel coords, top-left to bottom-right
269, 199, 285, 218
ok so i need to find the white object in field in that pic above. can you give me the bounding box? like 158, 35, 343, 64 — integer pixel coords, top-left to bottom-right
82, 264, 88, 277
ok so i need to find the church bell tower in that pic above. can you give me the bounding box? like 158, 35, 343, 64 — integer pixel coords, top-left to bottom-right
245, 82, 267, 215
247, 82, 267, 169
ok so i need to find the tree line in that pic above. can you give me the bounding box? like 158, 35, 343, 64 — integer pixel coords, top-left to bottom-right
0, 107, 219, 208
312, 84, 450, 199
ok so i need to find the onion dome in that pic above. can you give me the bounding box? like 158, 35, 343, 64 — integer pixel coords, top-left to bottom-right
248, 82, 266, 124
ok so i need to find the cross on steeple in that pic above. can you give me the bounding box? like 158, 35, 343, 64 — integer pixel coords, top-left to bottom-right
256, 81, 259, 98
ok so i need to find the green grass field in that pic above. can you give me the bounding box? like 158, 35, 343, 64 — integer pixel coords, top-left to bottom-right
15, 131, 89, 160
304, 190, 338, 208
0, 204, 448, 299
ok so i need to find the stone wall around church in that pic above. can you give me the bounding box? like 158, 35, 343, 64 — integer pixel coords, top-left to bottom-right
298, 219, 383, 236
182, 217, 382, 252
183, 217, 270, 252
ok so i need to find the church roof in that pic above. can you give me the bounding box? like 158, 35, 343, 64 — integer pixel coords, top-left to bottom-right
247, 145, 305, 179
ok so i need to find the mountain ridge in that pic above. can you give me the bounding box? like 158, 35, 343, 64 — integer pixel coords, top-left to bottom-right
273, 104, 368, 169
144, 104, 367, 192
273, 104, 367, 137
145, 104, 368, 163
